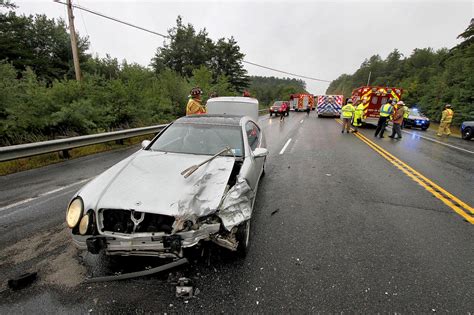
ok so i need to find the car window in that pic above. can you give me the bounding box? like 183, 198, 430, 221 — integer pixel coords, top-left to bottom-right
149, 123, 244, 156
245, 121, 260, 151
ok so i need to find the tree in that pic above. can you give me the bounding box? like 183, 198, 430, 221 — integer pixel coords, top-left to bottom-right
210, 37, 249, 91
151, 16, 249, 92
0, 7, 90, 82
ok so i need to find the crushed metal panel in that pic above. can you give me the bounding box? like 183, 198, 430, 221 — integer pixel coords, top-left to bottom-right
93, 151, 235, 218
218, 176, 254, 231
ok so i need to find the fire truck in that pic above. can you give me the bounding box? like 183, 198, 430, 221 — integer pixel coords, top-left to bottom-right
316, 95, 343, 117
289, 94, 314, 112
351, 86, 403, 124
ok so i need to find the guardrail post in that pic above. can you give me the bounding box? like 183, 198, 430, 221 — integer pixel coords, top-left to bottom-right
115, 139, 124, 145
59, 149, 70, 159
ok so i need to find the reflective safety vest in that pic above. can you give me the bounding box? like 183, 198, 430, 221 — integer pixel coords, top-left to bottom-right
186, 98, 206, 115
441, 108, 454, 123
379, 104, 393, 117
341, 104, 355, 118
353, 104, 364, 127
403, 106, 410, 119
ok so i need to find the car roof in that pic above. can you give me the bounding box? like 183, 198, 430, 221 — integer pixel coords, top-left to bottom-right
175, 114, 243, 126
206, 96, 258, 105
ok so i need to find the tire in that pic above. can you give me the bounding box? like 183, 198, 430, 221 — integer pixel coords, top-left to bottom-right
318, 114, 322, 118
421, 127, 428, 131
269, 112, 272, 117
462, 127, 473, 140
236, 220, 251, 257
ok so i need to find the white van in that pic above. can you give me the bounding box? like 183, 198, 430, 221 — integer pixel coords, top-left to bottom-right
206, 97, 259, 122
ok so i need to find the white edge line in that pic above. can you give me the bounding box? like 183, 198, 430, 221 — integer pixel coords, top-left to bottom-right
400, 129, 474, 154
0, 178, 91, 212
279, 138, 292, 155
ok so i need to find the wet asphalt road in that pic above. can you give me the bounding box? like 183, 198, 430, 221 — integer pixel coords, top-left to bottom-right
0, 112, 473, 313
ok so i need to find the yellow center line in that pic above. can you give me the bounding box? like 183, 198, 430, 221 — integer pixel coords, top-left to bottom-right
334, 119, 474, 224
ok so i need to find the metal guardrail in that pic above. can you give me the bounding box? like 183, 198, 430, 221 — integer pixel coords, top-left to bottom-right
0, 109, 269, 162
0, 124, 168, 162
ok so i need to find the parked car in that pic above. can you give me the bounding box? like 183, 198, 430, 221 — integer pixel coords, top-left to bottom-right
269, 101, 289, 117
403, 108, 430, 130
461, 121, 473, 140
66, 98, 268, 259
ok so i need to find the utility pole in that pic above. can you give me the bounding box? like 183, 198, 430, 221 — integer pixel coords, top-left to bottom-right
66, 0, 82, 81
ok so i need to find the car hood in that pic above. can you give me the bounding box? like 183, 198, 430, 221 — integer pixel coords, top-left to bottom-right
78, 150, 235, 218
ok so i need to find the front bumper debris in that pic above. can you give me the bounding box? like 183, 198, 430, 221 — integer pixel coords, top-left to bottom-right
84, 258, 189, 283
72, 223, 220, 257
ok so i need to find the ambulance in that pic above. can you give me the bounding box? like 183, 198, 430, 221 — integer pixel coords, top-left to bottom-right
351, 86, 403, 125
316, 95, 343, 117
289, 94, 314, 112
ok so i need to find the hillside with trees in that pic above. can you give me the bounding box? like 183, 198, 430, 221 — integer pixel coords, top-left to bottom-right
326, 20, 473, 125
0, 1, 311, 146
248, 76, 307, 106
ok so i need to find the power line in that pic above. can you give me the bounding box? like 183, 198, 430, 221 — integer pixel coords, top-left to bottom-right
53, 0, 332, 83
243, 60, 331, 83
53, 0, 169, 39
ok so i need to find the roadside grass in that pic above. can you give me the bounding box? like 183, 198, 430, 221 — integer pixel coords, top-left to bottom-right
424, 122, 462, 137
0, 135, 152, 176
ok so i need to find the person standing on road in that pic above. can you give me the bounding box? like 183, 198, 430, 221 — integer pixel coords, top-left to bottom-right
389, 101, 405, 139
437, 104, 454, 136
186, 87, 206, 116
374, 99, 394, 138
306, 103, 311, 116
341, 99, 355, 133
401, 103, 410, 129
280, 102, 288, 121
352, 100, 364, 133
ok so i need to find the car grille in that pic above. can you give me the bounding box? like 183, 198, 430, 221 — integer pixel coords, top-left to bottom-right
101, 209, 174, 234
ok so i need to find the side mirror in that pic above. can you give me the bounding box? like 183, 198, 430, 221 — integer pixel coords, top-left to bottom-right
253, 148, 268, 158
141, 140, 151, 149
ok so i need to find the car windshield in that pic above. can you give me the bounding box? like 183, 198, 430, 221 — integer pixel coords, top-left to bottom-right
411, 108, 424, 116
149, 123, 244, 157
273, 102, 284, 107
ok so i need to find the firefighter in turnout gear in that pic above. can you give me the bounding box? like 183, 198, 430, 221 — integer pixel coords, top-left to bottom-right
374, 100, 394, 138
402, 104, 410, 129
437, 104, 454, 136
341, 99, 355, 133
389, 101, 405, 139
186, 87, 206, 116
352, 100, 364, 133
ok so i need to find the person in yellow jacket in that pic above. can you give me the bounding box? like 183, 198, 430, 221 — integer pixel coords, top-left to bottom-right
401, 104, 410, 129
341, 99, 355, 133
374, 100, 394, 138
352, 100, 365, 133
437, 104, 454, 136
186, 87, 206, 116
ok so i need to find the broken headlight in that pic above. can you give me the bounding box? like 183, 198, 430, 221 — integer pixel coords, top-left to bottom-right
66, 198, 83, 228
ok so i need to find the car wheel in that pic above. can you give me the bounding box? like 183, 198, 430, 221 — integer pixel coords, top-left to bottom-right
269, 112, 272, 117
421, 127, 428, 131
236, 220, 251, 257
462, 127, 473, 140
318, 114, 322, 118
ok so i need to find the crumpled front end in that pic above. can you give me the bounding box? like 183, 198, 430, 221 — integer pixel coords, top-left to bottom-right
70, 159, 256, 258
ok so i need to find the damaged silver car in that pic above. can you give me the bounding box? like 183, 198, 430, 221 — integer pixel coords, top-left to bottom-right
66, 110, 267, 259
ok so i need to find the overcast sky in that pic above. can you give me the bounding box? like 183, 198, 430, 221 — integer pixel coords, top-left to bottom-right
13, 0, 473, 94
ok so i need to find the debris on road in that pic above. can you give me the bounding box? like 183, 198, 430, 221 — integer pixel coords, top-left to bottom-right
270, 209, 280, 216
7, 271, 37, 290
325, 173, 332, 176
176, 277, 194, 298
84, 258, 189, 283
